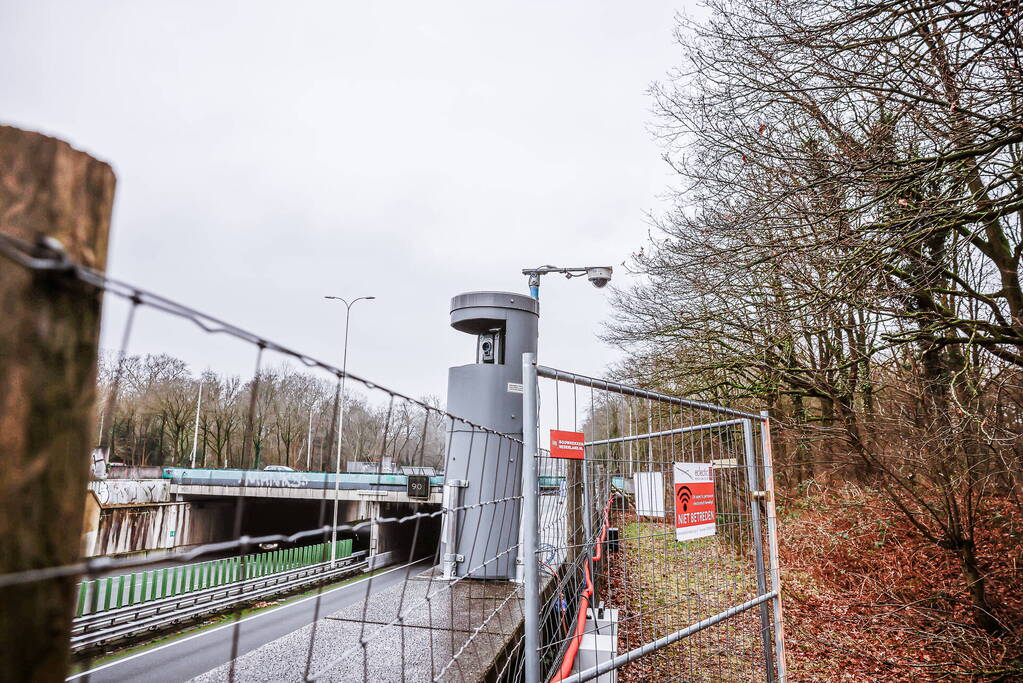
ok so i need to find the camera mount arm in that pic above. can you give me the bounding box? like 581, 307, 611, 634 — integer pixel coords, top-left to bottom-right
521, 265, 613, 299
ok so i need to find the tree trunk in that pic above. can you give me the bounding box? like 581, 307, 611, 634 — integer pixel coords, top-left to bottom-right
0, 125, 116, 682
957, 542, 1002, 634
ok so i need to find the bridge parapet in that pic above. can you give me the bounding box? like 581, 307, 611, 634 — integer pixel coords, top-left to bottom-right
87, 479, 170, 507
163, 467, 444, 504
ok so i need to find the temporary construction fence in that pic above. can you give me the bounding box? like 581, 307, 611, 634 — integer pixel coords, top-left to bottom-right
1, 230, 785, 682
521, 355, 786, 682
74, 539, 353, 616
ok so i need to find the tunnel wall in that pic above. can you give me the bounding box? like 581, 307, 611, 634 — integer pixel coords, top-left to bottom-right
374, 502, 443, 566
84, 496, 442, 563
86, 500, 233, 558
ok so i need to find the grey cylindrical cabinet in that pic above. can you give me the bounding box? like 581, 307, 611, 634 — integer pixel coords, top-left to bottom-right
443, 291, 538, 579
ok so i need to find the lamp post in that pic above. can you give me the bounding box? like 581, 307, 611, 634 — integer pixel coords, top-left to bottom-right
324, 294, 376, 566
189, 380, 203, 468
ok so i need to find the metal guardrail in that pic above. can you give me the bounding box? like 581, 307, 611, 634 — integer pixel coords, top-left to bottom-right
76, 539, 355, 616
70, 551, 368, 652
162, 467, 446, 491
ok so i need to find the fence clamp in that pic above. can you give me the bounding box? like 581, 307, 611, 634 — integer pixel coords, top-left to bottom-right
446, 479, 469, 488
752, 490, 771, 502
443, 553, 464, 563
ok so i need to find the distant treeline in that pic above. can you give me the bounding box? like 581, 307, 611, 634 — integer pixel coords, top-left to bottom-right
97, 352, 446, 471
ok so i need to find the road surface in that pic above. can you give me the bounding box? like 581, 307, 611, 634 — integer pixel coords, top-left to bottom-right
68, 559, 432, 683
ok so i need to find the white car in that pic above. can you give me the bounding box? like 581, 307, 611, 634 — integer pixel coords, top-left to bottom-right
263, 465, 296, 472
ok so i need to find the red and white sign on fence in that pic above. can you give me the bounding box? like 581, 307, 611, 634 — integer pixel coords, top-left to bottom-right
550, 430, 585, 460
673, 462, 716, 541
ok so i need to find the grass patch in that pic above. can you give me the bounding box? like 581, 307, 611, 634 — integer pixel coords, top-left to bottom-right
607, 515, 769, 682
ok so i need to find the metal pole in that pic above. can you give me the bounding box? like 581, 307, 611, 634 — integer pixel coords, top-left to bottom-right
585, 418, 745, 447
581, 449, 593, 558
330, 304, 352, 567
306, 408, 314, 471
189, 382, 203, 468
760, 411, 788, 681
521, 352, 540, 683
743, 418, 776, 682
626, 399, 634, 474
325, 294, 374, 566
442, 480, 463, 579
534, 364, 761, 420
646, 410, 653, 469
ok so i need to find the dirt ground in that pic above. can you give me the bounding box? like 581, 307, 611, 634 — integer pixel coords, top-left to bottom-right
601, 486, 1022, 681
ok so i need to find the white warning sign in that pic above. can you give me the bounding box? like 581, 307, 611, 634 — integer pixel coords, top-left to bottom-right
673, 462, 716, 541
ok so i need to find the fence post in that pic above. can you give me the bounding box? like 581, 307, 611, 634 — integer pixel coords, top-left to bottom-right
521, 352, 540, 683
760, 411, 787, 681
581, 444, 594, 595
0, 125, 116, 681
743, 418, 776, 682
442, 475, 464, 579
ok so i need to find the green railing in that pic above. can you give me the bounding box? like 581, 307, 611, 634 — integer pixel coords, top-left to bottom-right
75, 539, 354, 616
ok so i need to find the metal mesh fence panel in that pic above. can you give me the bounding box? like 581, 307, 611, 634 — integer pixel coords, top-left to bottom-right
526, 363, 785, 683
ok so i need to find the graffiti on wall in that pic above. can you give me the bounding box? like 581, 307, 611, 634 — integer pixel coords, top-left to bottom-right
88, 479, 170, 506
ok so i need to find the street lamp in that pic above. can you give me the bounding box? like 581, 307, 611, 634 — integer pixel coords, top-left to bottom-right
188, 380, 204, 468
324, 294, 376, 565
521, 265, 613, 299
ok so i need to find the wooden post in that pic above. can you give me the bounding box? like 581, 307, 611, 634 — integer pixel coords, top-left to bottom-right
0, 125, 115, 681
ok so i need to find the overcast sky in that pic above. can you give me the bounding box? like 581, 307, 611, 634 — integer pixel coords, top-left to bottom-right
2, 1, 690, 404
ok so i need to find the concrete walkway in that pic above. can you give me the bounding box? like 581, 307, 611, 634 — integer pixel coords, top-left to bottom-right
192, 566, 524, 682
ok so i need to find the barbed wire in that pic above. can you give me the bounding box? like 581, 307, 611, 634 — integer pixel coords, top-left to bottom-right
2, 231, 532, 682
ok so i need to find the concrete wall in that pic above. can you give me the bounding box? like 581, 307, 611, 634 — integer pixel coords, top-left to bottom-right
88, 479, 170, 505
81, 490, 441, 562
372, 502, 443, 565
105, 464, 165, 479
85, 500, 233, 558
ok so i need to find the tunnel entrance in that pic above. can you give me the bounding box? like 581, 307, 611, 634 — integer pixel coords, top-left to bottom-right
176, 496, 442, 568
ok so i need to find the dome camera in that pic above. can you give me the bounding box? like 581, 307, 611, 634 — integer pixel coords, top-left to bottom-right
586, 266, 613, 289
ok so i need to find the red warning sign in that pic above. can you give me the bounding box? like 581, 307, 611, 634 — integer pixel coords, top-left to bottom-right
550, 430, 585, 460
673, 462, 716, 541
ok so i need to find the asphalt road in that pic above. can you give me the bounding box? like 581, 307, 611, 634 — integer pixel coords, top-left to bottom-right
67, 559, 432, 683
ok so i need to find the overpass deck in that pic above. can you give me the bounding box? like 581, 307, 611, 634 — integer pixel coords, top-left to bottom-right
164, 467, 444, 504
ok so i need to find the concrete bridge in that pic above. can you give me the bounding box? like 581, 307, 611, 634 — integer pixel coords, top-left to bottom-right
83, 468, 444, 569
164, 467, 443, 504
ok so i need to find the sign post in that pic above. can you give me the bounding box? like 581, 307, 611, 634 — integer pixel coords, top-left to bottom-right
673, 462, 716, 541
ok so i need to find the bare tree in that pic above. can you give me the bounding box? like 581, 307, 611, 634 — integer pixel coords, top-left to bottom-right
608, 0, 1021, 633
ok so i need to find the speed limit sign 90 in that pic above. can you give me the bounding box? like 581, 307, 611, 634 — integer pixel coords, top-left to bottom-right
407, 475, 430, 500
